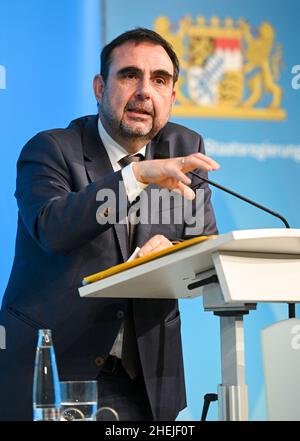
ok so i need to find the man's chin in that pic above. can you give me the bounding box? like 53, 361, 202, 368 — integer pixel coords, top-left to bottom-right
120, 122, 153, 138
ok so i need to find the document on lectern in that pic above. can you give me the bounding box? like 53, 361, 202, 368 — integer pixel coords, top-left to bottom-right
81, 235, 216, 286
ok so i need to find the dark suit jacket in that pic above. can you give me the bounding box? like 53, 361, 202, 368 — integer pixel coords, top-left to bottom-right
0, 115, 217, 421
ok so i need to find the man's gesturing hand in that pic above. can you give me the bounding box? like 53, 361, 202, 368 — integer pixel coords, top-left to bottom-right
132, 153, 220, 200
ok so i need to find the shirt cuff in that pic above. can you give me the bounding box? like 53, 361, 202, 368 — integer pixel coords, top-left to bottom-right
121, 163, 148, 203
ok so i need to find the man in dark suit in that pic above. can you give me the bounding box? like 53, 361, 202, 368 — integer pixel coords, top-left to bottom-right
0, 28, 219, 421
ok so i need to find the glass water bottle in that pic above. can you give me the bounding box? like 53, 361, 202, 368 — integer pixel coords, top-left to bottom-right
32, 329, 61, 421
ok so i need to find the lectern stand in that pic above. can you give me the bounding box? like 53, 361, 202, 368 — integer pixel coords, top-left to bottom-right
79, 229, 300, 421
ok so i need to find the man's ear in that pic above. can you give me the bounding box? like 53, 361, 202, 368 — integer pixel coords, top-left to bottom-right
93, 74, 105, 104
171, 88, 176, 106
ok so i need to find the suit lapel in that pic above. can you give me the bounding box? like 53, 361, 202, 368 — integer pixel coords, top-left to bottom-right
82, 116, 113, 182
82, 116, 130, 261
145, 139, 172, 161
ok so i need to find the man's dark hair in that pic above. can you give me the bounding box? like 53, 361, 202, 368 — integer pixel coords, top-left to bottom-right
100, 27, 179, 84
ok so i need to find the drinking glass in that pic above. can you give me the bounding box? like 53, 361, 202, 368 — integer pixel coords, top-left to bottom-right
60, 381, 97, 421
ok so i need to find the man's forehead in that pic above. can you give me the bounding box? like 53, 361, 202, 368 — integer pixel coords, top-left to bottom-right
109, 41, 174, 72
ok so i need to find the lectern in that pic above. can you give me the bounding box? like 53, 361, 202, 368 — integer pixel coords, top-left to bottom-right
79, 229, 300, 421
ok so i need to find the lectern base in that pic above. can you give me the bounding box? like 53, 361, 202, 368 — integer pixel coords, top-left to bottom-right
218, 384, 249, 421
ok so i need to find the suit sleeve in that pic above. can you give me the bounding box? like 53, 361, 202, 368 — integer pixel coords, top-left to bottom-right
182, 134, 218, 238
15, 132, 128, 255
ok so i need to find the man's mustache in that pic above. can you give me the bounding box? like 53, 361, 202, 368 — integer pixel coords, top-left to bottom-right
125, 102, 154, 116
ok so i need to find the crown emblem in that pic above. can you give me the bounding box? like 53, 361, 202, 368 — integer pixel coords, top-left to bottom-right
154, 15, 286, 120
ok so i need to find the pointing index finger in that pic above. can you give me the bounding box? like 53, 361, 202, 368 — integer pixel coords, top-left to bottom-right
182, 153, 220, 172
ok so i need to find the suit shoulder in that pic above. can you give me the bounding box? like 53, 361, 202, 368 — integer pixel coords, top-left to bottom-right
33, 114, 95, 144
160, 121, 203, 141
18, 115, 95, 161
157, 122, 205, 155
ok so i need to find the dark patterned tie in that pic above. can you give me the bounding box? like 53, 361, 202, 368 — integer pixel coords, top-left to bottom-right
117, 153, 144, 379
118, 153, 144, 252
118, 153, 144, 169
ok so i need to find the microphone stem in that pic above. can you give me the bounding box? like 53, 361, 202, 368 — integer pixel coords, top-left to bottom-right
190, 171, 290, 228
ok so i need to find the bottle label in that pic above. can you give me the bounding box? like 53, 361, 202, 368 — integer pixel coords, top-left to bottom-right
33, 406, 60, 421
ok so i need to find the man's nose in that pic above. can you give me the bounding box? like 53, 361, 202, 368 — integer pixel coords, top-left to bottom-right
135, 77, 151, 99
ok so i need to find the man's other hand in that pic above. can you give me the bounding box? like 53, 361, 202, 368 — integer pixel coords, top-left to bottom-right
138, 234, 173, 257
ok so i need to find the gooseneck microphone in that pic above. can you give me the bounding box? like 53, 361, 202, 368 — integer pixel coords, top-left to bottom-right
189, 170, 295, 319
153, 151, 294, 318
189, 170, 290, 229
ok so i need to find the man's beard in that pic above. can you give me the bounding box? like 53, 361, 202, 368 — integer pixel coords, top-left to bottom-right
119, 118, 157, 140
100, 97, 163, 143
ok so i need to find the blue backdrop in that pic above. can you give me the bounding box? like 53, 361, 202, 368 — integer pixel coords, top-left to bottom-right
1, 0, 299, 420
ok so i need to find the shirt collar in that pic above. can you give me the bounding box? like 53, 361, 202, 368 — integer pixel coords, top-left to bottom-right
97, 117, 146, 168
